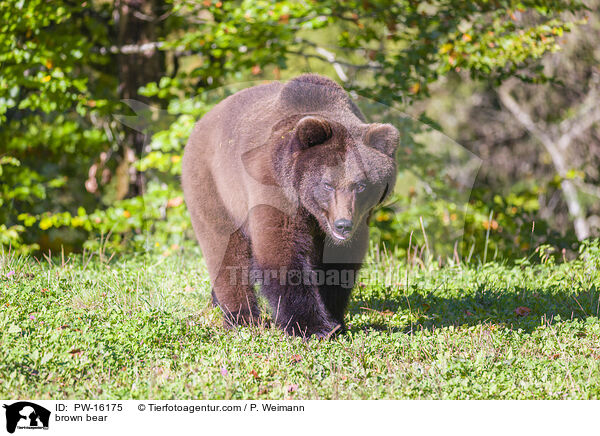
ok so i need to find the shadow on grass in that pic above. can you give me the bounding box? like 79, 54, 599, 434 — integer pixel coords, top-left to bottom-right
348, 283, 600, 334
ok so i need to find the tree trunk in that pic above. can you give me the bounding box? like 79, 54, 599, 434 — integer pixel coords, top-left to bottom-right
114, 0, 164, 199
498, 83, 591, 241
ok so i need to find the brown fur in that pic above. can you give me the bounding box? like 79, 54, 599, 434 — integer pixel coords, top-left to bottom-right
182, 74, 398, 337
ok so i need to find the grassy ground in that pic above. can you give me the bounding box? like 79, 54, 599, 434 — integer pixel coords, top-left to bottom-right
2, 242, 600, 399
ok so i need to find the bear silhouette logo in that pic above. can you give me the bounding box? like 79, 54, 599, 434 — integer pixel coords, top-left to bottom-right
3, 402, 50, 433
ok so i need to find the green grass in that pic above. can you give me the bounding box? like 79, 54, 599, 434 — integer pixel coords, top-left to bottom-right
2, 243, 600, 399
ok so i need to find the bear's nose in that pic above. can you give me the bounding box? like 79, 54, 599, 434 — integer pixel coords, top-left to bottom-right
333, 219, 353, 235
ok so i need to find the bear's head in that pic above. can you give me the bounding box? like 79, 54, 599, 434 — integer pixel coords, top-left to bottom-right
271, 114, 399, 244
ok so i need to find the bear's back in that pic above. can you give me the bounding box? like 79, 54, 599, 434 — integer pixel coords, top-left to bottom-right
192, 75, 362, 157
278, 74, 365, 121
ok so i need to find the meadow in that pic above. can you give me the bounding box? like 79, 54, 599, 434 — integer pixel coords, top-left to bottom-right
2, 242, 600, 400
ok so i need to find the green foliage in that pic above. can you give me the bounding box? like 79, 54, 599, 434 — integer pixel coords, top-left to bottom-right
0, 0, 587, 256
0, 0, 115, 252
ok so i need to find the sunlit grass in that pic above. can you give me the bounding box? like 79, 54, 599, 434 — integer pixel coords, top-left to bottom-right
1, 242, 600, 399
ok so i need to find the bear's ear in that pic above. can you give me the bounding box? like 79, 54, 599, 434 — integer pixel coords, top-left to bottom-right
364, 123, 399, 157
293, 116, 333, 150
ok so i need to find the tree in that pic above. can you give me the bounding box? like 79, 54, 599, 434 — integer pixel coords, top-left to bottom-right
495, 3, 600, 241
498, 77, 600, 240
0, 0, 586, 253
420, 3, 598, 245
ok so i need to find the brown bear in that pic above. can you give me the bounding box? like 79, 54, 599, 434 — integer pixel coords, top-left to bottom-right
182, 74, 398, 338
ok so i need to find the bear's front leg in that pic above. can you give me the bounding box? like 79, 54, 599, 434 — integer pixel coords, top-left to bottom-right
258, 265, 341, 338
316, 262, 363, 333
248, 205, 340, 338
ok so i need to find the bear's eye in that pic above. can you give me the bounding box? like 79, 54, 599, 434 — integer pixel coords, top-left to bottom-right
356, 182, 367, 193
323, 182, 335, 192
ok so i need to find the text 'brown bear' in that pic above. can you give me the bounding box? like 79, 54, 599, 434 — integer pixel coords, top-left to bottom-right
182, 74, 399, 339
